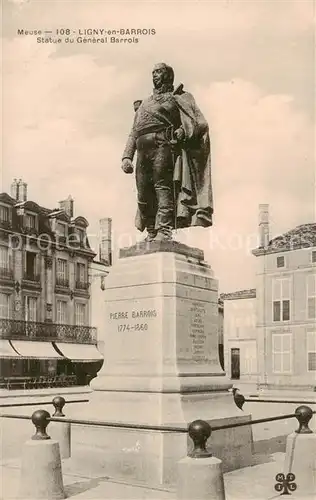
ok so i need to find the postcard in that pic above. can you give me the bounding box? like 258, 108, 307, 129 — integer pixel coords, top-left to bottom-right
1, 1, 315, 499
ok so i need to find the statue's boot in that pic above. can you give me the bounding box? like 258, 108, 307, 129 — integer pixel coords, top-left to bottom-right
144, 227, 157, 242
154, 228, 172, 241
155, 183, 174, 241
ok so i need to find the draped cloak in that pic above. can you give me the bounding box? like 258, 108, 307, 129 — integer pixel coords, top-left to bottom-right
130, 91, 213, 231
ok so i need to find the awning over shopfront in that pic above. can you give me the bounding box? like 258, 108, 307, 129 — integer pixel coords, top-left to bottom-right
10, 341, 64, 359
55, 342, 103, 362
0, 340, 21, 358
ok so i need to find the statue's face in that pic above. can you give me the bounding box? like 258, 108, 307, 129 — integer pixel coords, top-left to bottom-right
152, 64, 167, 89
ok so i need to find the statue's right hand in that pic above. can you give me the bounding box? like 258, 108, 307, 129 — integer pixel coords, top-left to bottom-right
121, 158, 134, 174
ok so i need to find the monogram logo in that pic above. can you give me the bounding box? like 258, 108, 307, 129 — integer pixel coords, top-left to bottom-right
275, 473, 297, 495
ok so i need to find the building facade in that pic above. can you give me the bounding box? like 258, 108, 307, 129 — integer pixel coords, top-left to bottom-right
253, 205, 316, 390
221, 289, 258, 382
0, 179, 107, 389
218, 297, 224, 370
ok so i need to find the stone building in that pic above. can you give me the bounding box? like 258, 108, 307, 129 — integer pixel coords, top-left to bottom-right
0, 179, 108, 390
252, 204, 316, 390
218, 297, 224, 370
89, 217, 112, 357
221, 289, 257, 381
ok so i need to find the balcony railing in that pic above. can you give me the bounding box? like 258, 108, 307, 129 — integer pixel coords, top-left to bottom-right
0, 219, 12, 229
75, 280, 89, 290
23, 273, 41, 282
0, 319, 97, 344
55, 277, 70, 288
0, 267, 14, 279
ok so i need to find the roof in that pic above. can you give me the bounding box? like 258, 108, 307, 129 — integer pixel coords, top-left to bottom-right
0, 191, 96, 257
253, 223, 316, 256
220, 289, 256, 301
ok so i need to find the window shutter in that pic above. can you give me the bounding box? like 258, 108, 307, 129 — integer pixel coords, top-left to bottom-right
35, 254, 40, 278
273, 301, 281, 321
282, 300, 290, 321
308, 353, 316, 371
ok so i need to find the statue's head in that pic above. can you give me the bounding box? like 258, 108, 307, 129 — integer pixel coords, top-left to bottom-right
152, 63, 174, 91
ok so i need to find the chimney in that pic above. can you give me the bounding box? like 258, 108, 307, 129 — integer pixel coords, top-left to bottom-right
11, 179, 18, 200
99, 218, 112, 266
259, 204, 270, 248
18, 179, 27, 201
59, 195, 74, 218
11, 179, 27, 201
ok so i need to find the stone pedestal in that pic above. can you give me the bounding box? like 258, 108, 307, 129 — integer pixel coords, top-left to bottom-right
19, 440, 65, 499
87, 241, 253, 486
284, 432, 316, 496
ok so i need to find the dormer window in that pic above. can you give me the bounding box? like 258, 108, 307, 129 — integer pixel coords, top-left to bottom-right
25, 213, 37, 230
0, 205, 10, 224
76, 227, 85, 243
72, 217, 89, 248
276, 256, 285, 268
56, 222, 67, 237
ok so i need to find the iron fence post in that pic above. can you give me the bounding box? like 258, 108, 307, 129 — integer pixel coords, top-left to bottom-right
177, 420, 226, 500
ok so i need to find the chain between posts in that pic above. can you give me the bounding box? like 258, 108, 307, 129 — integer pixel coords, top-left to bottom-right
1, 398, 314, 449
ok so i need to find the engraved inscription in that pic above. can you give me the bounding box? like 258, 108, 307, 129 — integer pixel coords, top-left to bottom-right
109, 308, 157, 332
190, 302, 207, 361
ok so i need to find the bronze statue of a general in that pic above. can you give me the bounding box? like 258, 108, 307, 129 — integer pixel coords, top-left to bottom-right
121, 63, 213, 242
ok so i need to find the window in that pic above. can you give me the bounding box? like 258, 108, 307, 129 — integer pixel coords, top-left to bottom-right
24, 296, 38, 322
25, 213, 36, 230
75, 303, 86, 326
312, 251, 316, 264
307, 332, 316, 371
276, 256, 285, 268
307, 274, 316, 319
76, 263, 86, 282
273, 278, 291, 322
76, 228, 86, 246
77, 228, 85, 239
24, 251, 38, 280
243, 345, 257, 374
0, 246, 9, 269
0, 205, 9, 223
56, 258, 68, 286
0, 293, 11, 318
272, 333, 292, 373
56, 300, 68, 324
56, 222, 67, 237
76, 263, 87, 288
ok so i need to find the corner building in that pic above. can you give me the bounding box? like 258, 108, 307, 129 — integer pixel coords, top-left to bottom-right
253, 205, 316, 390
0, 179, 105, 390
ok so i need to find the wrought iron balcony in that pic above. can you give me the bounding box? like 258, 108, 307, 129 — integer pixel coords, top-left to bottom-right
75, 280, 89, 290
0, 267, 14, 279
55, 277, 70, 288
0, 319, 97, 344
23, 272, 40, 282
0, 219, 12, 229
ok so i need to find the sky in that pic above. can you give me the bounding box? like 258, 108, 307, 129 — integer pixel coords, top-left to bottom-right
1, 0, 315, 292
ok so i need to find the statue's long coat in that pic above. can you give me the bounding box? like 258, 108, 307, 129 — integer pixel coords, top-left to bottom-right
173, 92, 213, 228
134, 91, 213, 231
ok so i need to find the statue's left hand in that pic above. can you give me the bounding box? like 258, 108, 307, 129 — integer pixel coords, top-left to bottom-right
174, 127, 185, 141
